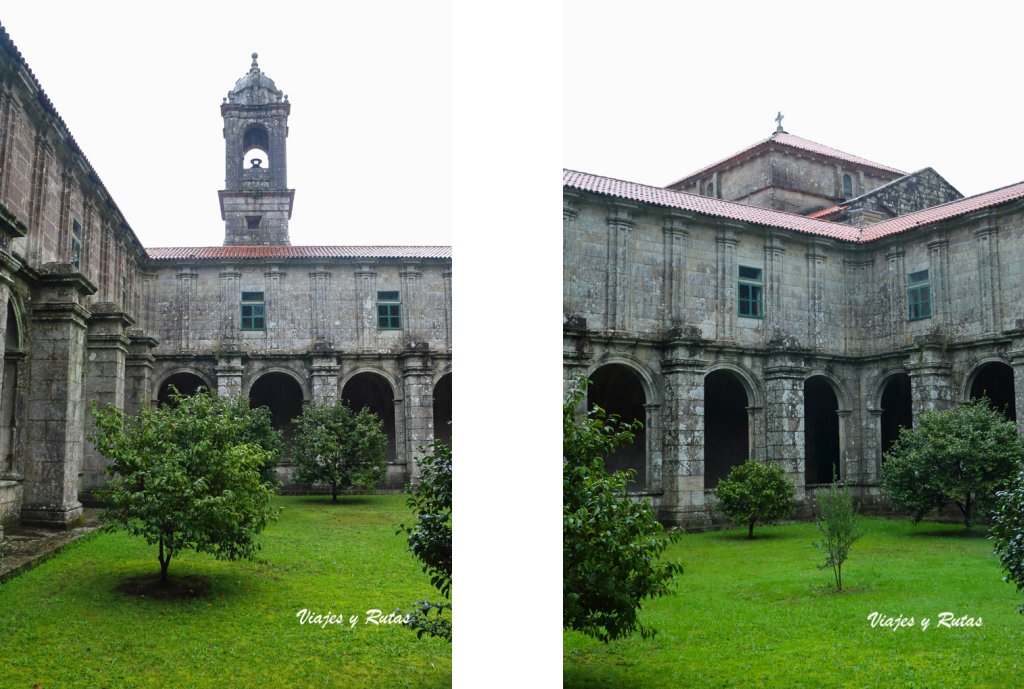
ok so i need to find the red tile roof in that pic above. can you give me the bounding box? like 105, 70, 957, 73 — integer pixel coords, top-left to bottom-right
669, 131, 906, 187
147, 245, 452, 261
807, 205, 846, 220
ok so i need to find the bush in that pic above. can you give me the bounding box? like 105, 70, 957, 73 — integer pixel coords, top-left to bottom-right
291, 401, 388, 501
882, 398, 1023, 528
563, 378, 682, 642
714, 460, 796, 538
990, 471, 1024, 611
813, 481, 862, 592
398, 438, 452, 641
92, 391, 279, 585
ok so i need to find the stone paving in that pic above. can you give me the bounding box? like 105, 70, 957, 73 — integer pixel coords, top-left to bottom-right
0, 508, 102, 582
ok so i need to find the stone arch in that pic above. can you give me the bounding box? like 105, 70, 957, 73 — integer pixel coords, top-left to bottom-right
966, 359, 1016, 421
878, 371, 913, 457
587, 362, 648, 490
804, 375, 841, 484
432, 372, 452, 446
342, 371, 398, 461
704, 361, 763, 408
0, 297, 24, 476
704, 368, 750, 489
155, 368, 214, 406
242, 365, 311, 401
248, 370, 307, 443
586, 353, 660, 407
242, 123, 270, 169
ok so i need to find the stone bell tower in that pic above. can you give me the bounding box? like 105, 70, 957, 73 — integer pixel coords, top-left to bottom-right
219, 53, 294, 246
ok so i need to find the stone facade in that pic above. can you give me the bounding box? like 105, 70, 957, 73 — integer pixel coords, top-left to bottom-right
565, 136, 1024, 525
0, 26, 451, 528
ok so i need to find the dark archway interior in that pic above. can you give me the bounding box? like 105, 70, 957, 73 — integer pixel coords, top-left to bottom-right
433, 373, 452, 446
342, 373, 397, 460
249, 372, 305, 442
880, 373, 913, 457
970, 362, 1016, 421
1, 302, 19, 473
804, 376, 840, 484
587, 364, 646, 490
704, 369, 749, 489
157, 372, 208, 406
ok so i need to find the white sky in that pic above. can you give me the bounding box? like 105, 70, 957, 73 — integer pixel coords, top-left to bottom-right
1, 3, 451, 248
565, 0, 1024, 200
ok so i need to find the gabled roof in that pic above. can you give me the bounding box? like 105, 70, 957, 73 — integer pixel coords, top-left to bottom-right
565, 168, 1024, 244
668, 131, 906, 187
147, 245, 452, 261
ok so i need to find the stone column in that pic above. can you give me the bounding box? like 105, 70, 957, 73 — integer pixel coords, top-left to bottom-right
400, 345, 434, 482
124, 330, 158, 418
310, 349, 340, 406
662, 213, 688, 329
763, 356, 807, 498
21, 266, 95, 527
81, 304, 133, 493
216, 354, 245, 399
355, 262, 377, 350
659, 349, 707, 524
864, 407, 884, 482
907, 347, 953, 422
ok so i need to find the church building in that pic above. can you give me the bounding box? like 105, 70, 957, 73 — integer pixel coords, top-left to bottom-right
0, 26, 452, 530
564, 116, 1024, 525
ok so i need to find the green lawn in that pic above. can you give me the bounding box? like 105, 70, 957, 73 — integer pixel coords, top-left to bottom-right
565, 518, 1024, 689
0, 494, 450, 689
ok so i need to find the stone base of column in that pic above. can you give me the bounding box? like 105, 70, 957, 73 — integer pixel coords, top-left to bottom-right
20, 501, 84, 528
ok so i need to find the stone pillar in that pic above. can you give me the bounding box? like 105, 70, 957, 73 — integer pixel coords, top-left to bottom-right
763, 356, 807, 498
764, 235, 785, 338
842, 258, 869, 354
1008, 349, 1024, 438
864, 407, 884, 482
975, 224, 1001, 334
124, 330, 158, 419
662, 213, 688, 329
311, 350, 340, 406
176, 265, 198, 350
659, 350, 707, 524
927, 236, 950, 327
907, 347, 953, 422
806, 244, 827, 350
309, 264, 331, 345
400, 345, 434, 482
355, 262, 377, 350
605, 203, 635, 331
216, 353, 245, 399
886, 248, 905, 349
21, 266, 95, 527
564, 192, 578, 291
715, 230, 739, 341
219, 264, 241, 348
442, 267, 452, 351
400, 263, 422, 341
81, 304, 133, 493
265, 264, 285, 350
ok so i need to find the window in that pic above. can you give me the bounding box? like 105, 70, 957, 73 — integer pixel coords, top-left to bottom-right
377, 290, 401, 329
842, 174, 853, 198
241, 291, 266, 330
907, 270, 931, 320
738, 266, 764, 318
71, 218, 82, 270
246, 215, 262, 230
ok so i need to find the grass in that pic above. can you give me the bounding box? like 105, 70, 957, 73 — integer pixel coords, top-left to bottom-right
564, 518, 1024, 689
0, 494, 450, 689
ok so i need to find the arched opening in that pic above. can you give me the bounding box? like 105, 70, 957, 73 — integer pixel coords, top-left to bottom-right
805, 376, 840, 484
242, 124, 270, 170
157, 372, 210, 406
842, 174, 853, 198
704, 369, 749, 489
249, 372, 305, 443
433, 373, 452, 446
588, 364, 646, 490
969, 361, 1016, 421
342, 372, 397, 461
0, 301, 21, 475
880, 372, 913, 457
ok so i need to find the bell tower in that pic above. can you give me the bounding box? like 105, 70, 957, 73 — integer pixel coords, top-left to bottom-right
219, 53, 294, 246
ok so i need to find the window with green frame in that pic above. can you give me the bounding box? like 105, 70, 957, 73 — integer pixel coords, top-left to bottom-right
738, 265, 764, 318
241, 290, 266, 330
377, 290, 401, 329
907, 269, 931, 320
71, 218, 82, 270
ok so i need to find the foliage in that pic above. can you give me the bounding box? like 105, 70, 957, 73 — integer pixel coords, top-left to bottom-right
91, 390, 278, 585
398, 438, 452, 641
563, 378, 682, 643
812, 480, 862, 592
714, 459, 796, 538
882, 398, 1024, 528
291, 401, 388, 502
990, 470, 1024, 611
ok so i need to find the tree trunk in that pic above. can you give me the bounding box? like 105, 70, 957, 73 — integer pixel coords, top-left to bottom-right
158, 535, 172, 586
747, 520, 755, 539
332, 481, 338, 503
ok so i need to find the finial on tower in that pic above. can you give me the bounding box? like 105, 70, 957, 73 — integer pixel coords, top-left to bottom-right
775, 111, 785, 134
250, 52, 260, 72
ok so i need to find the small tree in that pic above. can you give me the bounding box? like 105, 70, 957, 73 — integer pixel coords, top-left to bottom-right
563, 378, 682, 643
398, 438, 452, 641
92, 391, 278, 585
291, 401, 388, 502
813, 480, 862, 592
990, 471, 1024, 611
714, 460, 796, 538
882, 398, 1023, 528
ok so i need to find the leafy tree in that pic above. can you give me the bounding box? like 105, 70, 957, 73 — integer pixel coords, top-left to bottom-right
882, 399, 1023, 528
990, 471, 1024, 611
714, 459, 796, 539
291, 401, 388, 502
92, 391, 278, 585
563, 378, 682, 642
813, 480, 862, 592
398, 438, 452, 641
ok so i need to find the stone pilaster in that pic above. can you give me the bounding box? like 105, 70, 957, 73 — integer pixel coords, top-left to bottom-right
442, 267, 452, 350
355, 262, 377, 350
806, 244, 827, 350
564, 192, 578, 290
177, 265, 198, 350
864, 407, 884, 481
886, 248, 905, 349
605, 203, 635, 331
907, 347, 953, 421
975, 224, 1001, 334
659, 348, 707, 523
215, 353, 245, 399
926, 236, 950, 327
764, 235, 785, 338
662, 213, 688, 329
219, 264, 241, 348
400, 262, 422, 339
21, 265, 95, 527
309, 264, 331, 344
124, 329, 158, 419
400, 345, 434, 482
81, 303, 133, 493
1008, 349, 1024, 438
265, 264, 285, 350
763, 355, 808, 497
311, 349, 340, 406
715, 230, 739, 341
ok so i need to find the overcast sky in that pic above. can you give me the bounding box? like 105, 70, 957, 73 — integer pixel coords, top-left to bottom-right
565, 1, 1024, 200
2, 3, 451, 248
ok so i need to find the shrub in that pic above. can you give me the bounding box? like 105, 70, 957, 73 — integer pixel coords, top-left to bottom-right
882, 398, 1023, 528
92, 391, 279, 585
714, 459, 796, 538
813, 480, 862, 592
990, 471, 1024, 611
291, 401, 388, 502
563, 378, 682, 642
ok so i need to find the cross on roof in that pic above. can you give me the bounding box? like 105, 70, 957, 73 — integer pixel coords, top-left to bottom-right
775, 111, 784, 133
